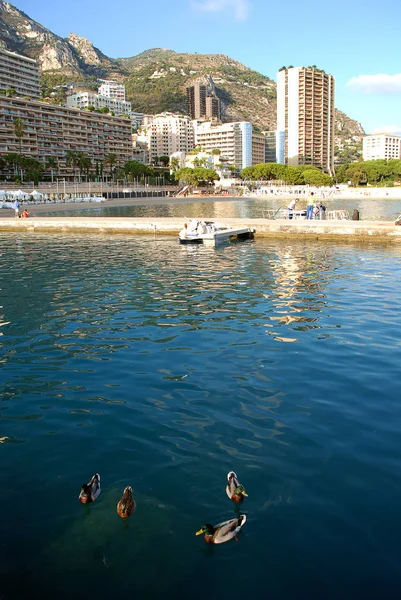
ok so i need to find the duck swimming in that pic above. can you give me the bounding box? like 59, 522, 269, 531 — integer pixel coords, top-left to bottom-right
117, 486, 136, 518
226, 471, 248, 503
196, 515, 247, 544
79, 473, 101, 504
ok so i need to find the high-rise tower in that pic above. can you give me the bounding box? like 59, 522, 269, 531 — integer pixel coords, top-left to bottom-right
186, 76, 221, 121
276, 66, 335, 175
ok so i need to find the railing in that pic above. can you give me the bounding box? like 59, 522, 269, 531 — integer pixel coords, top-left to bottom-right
326, 210, 350, 220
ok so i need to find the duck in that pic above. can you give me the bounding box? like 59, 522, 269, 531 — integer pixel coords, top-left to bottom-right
117, 486, 136, 518
226, 471, 248, 503
79, 473, 101, 504
195, 515, 247, 544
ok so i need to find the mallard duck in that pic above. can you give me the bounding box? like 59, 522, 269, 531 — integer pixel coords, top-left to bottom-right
226, 471, 248, 503
79, 473, 101, 504
117, 486, 136, 518
195, 515, 247, 544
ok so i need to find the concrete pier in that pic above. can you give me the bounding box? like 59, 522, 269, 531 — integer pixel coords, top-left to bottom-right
1, 217, 401, 242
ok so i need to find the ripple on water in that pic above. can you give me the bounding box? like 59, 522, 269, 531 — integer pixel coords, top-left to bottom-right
1, 234, 401, 597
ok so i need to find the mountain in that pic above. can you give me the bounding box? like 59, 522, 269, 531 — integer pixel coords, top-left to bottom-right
0, 1, 364, 160
0, 0, 113, 74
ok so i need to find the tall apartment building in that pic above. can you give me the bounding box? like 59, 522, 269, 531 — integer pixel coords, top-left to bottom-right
98, 80, 126, 101
0, 96, 132, 177
67, 92, 132, 116
276, 66, 335, 175
252, 132, 265, 165
195, 121, 252, 170
263, 131, 278, 162
0, 47, 41, 99
137, 112, 195, 159
186, 76, 221, 121
362, 133, 401, 161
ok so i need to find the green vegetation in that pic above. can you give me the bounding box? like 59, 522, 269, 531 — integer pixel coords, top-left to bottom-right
334, 159, 401, 186
240, 163, 334, 186
174, 167, 219, 187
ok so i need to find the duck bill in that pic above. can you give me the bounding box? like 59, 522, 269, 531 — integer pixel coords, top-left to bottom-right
242, 491, 248, 497
195, 529, 204, 536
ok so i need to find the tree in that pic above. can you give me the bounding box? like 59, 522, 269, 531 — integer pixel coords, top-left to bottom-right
170, 156, 180, 171
66, 150, 81, 180
13, 117, 25, 176
45, 156, 58, 183
77, 153, 91, 181
211, 148, 221, 155
103, 153, 117, 181
303, 169, 333, 186
174, 167, 219, 187
124, 160, 153, 181
159, 155, 170, 167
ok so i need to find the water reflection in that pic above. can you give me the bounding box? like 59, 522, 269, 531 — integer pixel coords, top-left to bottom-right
38, 195, 401, 220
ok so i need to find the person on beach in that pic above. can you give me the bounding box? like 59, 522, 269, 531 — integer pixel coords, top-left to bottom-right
306, 192, 314, 219
22, 209, 29, 218
288, 198, 296, 220
14, 199, 19, 218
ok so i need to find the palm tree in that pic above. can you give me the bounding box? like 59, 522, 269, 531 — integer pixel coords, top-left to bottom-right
103, 153, 117, 182
76, 153, 91, 182
170, 157, 180, 172
14, 117, 25, 181
66, 150, 80, 180
46, 156, 58, 183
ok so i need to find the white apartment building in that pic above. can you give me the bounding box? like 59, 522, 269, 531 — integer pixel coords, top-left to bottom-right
138, 113, 195, 159
98, 80, 126, 101
67, 92, 132, 116
276, 66, 335, 175
0, 47, 41, 99
363, 133, 401, 161
194, 121, 252, 170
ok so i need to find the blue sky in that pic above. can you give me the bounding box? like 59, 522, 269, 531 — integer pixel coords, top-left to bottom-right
14, 0, 401, 134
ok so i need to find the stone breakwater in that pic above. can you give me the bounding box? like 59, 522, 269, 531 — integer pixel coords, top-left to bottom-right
1, 217, 401, 242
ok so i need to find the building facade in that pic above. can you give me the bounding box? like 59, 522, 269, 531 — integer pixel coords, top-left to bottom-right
67, 92, 132, 116
0, 47, 41, 100
252, 132, 265, 165
362, 133, 401, 161
276, 66, 335, 175
195, 121, 252, 170
98, 80, 126, 101
137, 112, 195, 160
0, 96, 133, 177
186, 76, 221, 121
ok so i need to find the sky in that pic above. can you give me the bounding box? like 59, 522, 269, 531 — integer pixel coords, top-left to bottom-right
11, 0, 401, 134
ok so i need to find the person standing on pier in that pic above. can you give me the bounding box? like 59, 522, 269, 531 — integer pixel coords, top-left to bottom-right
288, 198, 297, 219
306, 192, 315, 219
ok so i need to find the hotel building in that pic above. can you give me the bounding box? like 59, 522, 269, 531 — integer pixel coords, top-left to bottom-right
0, 47, 41, 100
195, 121, 252, 170
137, 112, 195, 159
276, 66, 335, 175
362, 133, 401, 161
66, 91, 132, 116
0, 95, 133, 177
98, 80, 126, 101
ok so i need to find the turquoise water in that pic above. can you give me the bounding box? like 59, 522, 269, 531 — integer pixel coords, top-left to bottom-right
1, 234, 401, 599
36, 195, 401, 220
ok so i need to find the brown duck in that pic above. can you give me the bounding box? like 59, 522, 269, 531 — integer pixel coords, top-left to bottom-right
117, 486, 136, 518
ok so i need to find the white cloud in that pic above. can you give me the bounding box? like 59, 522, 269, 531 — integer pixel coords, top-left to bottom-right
192, 0, 251, 21
347, 73, 401, 94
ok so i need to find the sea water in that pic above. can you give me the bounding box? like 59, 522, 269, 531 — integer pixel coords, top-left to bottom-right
1, 234, 401, 599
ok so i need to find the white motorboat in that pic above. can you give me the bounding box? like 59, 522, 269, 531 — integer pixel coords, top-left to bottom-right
178, 219, 255, 247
